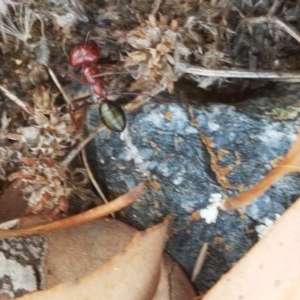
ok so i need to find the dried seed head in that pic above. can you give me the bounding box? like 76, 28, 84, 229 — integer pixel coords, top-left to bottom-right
0, 5, 39, 43
124, 14, 180, 95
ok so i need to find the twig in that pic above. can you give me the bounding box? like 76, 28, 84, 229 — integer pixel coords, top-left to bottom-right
176, 62, 300, 80
176, 16, 300, 81
246, 16, 300, 45
191, 242, 209, 282
0, 85, 34, 115
62, 123, 105, 166
0, 183, 146, 239
268, 0, 284, 16
48, 67, 71, 104
81, 148, 110, 205
224, 128, 300, 210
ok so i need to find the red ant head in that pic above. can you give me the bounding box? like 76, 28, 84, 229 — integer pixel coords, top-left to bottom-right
69, 41, 101, 68
82, 65, 102, 86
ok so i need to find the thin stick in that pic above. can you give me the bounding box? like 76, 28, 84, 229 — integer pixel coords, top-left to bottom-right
81, 148, 109, 205
191, 242, 209, 282
225, 128, 300, 210
62, 123, 106, 166
224, 166, 286, 210
246, 16, 300, 45
0, 85, 34, 115
0, 183, 146, 239
48, 67, 71, 104
176, 62, 300, 80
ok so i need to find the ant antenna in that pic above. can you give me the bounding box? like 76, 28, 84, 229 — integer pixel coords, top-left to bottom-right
85, 30, 92, 42
111, 91, 167, 104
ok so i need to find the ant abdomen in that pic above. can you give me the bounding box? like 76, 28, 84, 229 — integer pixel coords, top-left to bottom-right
99, 101, 126, 132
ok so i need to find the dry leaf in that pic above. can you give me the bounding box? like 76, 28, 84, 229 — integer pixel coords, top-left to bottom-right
17, 219, 169, 300
44, 219, 137, 288
203, 196, 300, 300
0, 180, 28, 224
153, 255, 196, 300
43, 218, 195, 298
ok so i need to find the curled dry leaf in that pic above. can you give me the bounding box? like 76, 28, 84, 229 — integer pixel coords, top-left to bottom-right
25, 218, 194, 299
153, 255, 196, 300
0, 183, 146, 240
224, 128, 300, 209
44, 219, 137, 288
13, 217, 195, 299
17, 219, 169, 300
203, 196, 300, 300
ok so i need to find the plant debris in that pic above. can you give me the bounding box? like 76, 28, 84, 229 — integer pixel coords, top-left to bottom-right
1, 0, 300, 296
1, 1, 300, 218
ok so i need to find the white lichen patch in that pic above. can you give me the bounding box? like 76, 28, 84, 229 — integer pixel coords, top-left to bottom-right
157, 162, 171, 177
207, 122, 220, 132
172, 175, 184, 185
258, 127, 290, 147
255, 214, 281, 239
199, 193, 223, 224
166, 105, 198, 134
0, 252, 37, 293
120, 128, 143, 164
143, 108, 165, 127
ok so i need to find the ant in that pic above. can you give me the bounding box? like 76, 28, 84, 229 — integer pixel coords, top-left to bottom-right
68, 40, 126, 132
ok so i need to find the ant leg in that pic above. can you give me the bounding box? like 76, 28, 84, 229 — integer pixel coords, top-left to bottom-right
52, 64, 83, 85
69, 95, 93, 129
70, 94, 93, 110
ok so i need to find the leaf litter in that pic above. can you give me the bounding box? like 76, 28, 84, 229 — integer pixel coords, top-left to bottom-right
0, 0, 300, 298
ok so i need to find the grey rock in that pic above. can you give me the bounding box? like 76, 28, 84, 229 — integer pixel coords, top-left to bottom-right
86, 83, 300, 292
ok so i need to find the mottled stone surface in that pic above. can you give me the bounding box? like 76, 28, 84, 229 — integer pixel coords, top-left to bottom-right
0, 236, 46, 298
86, 83, 300, 292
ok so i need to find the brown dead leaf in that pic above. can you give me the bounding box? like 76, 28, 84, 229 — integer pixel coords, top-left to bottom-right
153, 255, 196, 300
204, 196, 300, 300
44, 218, 137, 288
0, 180, 28, 224
17, 219, 169, 300
44, 218, 195, 298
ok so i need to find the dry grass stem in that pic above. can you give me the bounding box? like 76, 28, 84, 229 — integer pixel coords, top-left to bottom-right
0, 183, 146, 239
62, 123, 106, 166
81, 148, 109, 205
0, 5, 37, 43
176, 63, 300, 80
246, 16, 300, 45
48, 67, 71, 104
191, 242, 209, 282
0, 84, 33, 115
